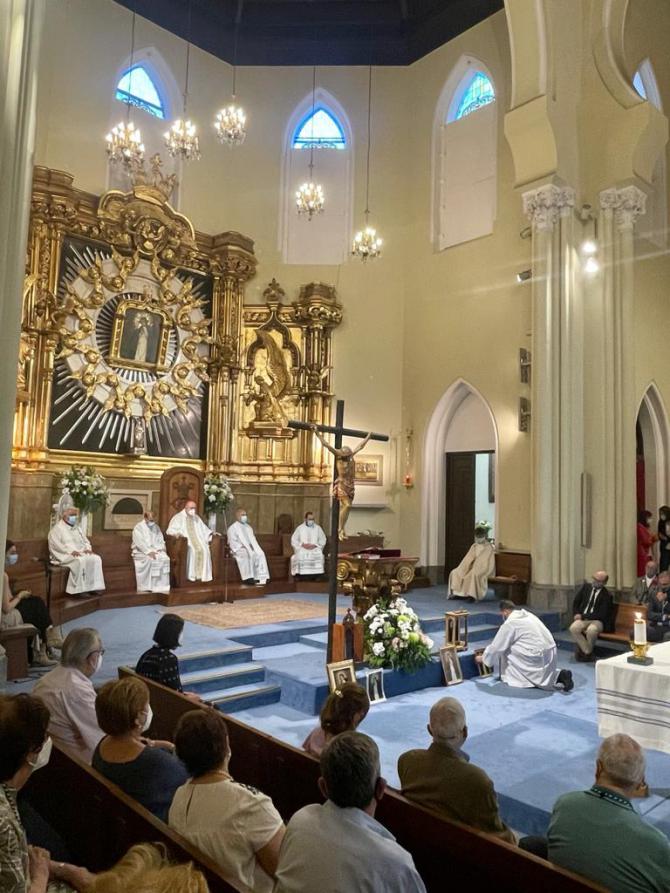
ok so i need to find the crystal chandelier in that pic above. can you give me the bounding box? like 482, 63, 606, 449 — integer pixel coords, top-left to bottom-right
214, 24, 247, 147
165, 2, 200, 161
296, 66, 325, 219
352, 65, 383, 260
105, 8, 144, 169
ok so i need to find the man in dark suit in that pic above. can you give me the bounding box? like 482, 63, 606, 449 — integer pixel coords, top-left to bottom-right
569, 571, 614, 662
630, 559, 658, 606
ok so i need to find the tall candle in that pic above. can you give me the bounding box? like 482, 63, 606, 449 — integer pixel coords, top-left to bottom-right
634, 612, 647, 645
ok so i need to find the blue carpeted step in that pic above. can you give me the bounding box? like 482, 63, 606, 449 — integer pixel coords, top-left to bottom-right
210, 682, 281, 713
180, 661, 266, 695
179, 644, 254, 673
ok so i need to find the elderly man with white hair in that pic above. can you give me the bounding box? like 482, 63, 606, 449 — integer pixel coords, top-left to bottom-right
548, 734, 670, 892
33, 627, 105, 763
48, 507, 105, 596
397, 697, 515, 843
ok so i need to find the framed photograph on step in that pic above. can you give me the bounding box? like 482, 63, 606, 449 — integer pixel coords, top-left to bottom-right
440, 645, 463, 686
327, 659, 357, 693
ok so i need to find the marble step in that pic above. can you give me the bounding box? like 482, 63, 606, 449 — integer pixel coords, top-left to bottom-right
180, 661, 266, 695
179, 644, 254, 673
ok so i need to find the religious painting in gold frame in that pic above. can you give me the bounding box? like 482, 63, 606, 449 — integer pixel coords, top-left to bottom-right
108, 298, 172, 373
440, 645, 463, 686
354, 454, 383, 486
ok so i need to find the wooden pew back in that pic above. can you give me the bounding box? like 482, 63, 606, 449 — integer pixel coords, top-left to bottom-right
599, 601, 646, 642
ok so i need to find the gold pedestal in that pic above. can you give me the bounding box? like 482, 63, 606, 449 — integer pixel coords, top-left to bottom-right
627, 641, 653, 665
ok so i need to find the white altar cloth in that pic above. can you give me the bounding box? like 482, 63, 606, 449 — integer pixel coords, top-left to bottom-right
596, 640, 670, 754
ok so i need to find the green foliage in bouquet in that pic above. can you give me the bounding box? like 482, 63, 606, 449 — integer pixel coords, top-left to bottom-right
60, 466, 109, 513
364, 596, 433, 673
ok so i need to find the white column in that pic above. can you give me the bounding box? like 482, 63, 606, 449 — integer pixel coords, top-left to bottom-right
0, 1, 44, 547
523, 184, 583, 590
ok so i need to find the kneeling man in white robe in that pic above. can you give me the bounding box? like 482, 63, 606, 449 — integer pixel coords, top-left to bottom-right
228, 508, 270, 586
477, 600, 573, 692
291, 511, 327, 579
132, 511, 170, 593
166, 500, 214, 583
448, 527, 495, 601
48, 508, 105, 596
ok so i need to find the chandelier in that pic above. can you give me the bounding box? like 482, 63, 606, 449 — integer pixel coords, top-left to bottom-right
105, 8, 144, 169
296, 66, 325, 219
352, 65, 383, 260
214, 23, 247, 147
165, 0, 200, 161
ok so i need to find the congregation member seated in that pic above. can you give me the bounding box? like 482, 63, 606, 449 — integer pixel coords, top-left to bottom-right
275, 732, 426, 892
631, 559, 658, 605
227, 508, 270, 586
302, 682, 369, 757
131, 511, 170, 594
88, 843, 210, 893
398, 697, 515, 844
33, 628, 104, 762
48, 508, 105, 596
0, 693, 94, 892
92, 676, 188, 822
569, 570, 613, 662
548, 734, 670, 893
476, 600, 573, 691
136, 614, 200, 701
166, 500, 215, 583
169, 709, 285, 893
646, 572, 670, 643
447, 525, 495, 601
290, 511, 327, 580
3, 540, 62, 668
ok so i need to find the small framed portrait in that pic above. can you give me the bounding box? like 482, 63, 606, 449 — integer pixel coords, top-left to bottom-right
108, 298, 172, 373
327, 659, 356, 693
366, 669, 386, 704
474, 648, 493, 678
440, 645, 463, 686
354, 454, 384, 486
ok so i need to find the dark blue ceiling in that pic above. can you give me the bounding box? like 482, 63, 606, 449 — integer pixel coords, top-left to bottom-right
113, 0, 504, 66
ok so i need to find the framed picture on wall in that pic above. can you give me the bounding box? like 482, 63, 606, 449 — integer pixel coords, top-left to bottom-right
354, 454, 384, 486
104, 489, 153, 531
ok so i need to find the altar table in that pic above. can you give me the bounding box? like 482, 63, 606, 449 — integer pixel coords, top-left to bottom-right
596, 640, 670, 754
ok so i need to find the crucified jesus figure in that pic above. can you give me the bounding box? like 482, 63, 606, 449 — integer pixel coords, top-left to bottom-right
311, 424, 372, 540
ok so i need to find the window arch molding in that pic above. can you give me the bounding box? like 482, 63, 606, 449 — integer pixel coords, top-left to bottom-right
110, 46, 180, 123
633, 58, 663, 111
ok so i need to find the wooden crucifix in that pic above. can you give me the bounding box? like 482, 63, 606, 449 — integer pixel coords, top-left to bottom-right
289, 400, 389, 660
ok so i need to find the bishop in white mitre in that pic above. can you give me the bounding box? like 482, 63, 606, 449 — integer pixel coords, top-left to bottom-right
48, 508, 106, 595
166, 500, 214, 582
132, 511, 170, 593
291, 511, 327, 578
228, 508, 270, 586
448, 527, 495, 601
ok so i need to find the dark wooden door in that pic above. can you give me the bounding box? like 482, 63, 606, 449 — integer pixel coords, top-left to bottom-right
444, 452, 476, 580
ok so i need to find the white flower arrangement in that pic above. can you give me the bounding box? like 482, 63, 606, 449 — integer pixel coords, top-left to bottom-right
60, 465, 109, 513
203, 473, 234, 514
363, 595, 433, 673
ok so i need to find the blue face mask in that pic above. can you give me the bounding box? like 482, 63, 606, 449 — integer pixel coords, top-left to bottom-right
65, 516, 77, 527
6, 553, 17, 566
306, 519, 315, 527
241, 515, 248, 524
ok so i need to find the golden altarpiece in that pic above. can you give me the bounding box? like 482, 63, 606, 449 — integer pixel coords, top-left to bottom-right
10, 162, 342, 537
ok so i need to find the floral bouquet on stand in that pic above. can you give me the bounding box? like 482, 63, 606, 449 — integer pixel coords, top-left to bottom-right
203, 473, 234, 531
364, 596, 433, 673
60, 465, 109, 536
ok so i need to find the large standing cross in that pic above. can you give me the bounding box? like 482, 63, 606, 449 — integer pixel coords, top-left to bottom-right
289, 400, 389, 660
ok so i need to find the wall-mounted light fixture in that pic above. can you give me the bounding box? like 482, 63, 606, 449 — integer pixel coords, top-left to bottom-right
519, 348, 531, 384
516, 269, 532, 284
518, 397, 531, 432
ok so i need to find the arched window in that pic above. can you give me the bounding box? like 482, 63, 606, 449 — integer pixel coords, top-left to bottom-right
633, 60, 666, 248
432, 57, 498, 251
279, 90, 353, 265
116, 64, 165, 118
633, 70, 647, 101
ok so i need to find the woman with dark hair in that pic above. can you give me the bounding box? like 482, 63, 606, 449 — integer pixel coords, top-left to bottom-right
0, 692, 93, 892
135, 614, 201, 701
2, 541, 61, 668
637, 509, 657, 577
658, 506, 670, 572
302, 682, 370, 758
169, 709, 285, 893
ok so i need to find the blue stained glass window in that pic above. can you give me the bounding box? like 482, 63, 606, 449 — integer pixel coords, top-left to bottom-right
293, 108, 346, 149
633, 70, 647, 99
454, 72, 495, 120
115, 65, 165, 119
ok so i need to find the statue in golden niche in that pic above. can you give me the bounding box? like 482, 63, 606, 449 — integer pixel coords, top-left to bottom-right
244, 330, 289, 427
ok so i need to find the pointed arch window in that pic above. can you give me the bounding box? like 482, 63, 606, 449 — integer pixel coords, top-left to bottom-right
293, 108, 346, 149
633, 70, 647, 100
115, 65, 165, 119
452, 72, 495, 121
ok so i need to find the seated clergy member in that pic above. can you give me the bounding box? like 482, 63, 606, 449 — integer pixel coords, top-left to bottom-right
170, 709, 285, 893
630, 559, 658, 606
227, 508, 270, 586
166, 500, 214, 583
33, 627, 105, 762
132, 511, 170, 594
548, 734, 670, 893
48, 508, 105, 596
291, 511, 327, 579
93, 676, 188, 822
569, 570, 614, 661
447, 525, 495, 601
477, 600, 573, 692
276, 732, 426, 893
398, 698, 515, 844
646, 572, 670, 643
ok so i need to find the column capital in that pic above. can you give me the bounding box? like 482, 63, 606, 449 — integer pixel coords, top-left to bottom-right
599, 185, 647, 231
522, 184, 576, 231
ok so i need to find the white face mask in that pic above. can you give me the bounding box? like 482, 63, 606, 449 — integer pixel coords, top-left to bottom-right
94, 652, 104, 672
306, 519, 314, 527
240, 514, 248, 524
65, 516, 77, 527
186, 507, 196, 517
177, 632, 184, 646
28, 736, 52, 772
141, 705, 153, 733
147, 520, 156, 529
6, 553, 18, 566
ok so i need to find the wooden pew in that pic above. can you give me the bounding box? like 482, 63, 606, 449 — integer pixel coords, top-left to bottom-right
120, 667, 605, 892
23, 742, 237, 892
599, 601, 646, 644
490, 551, 532, 604
0, 624, 37, 680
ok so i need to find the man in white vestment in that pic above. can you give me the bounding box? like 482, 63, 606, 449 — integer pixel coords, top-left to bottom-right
132, 511, 170, 593
477, 601, 573, 692
48, 508, 105, 596
227, 508, 270, 586
291, 511, 327, 579
447, 526, 495, 601
166, 500, 214, 583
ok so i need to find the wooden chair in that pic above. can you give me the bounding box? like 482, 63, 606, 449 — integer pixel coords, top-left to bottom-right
490, 551, 532, 604
0, 624, 37, 680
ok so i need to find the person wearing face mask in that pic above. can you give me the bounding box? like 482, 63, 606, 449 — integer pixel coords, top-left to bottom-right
290, 511, 327, 580
135, 614, 201, 702
92, 677, 188, 821
630, 558, 659, 606
569, 570, 614, 661
48, 508, 106, 596
33, 628, 105, 763
447, 525, 495, 602
0, 693, 94, 893
131, 512, 170, 594
166, 500, 214, 583
645, 572, 670, 643
227, 508, 270, 586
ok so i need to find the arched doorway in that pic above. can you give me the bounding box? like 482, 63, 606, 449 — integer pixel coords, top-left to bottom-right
421, 380, 497, 580
636, 383, 670, 525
